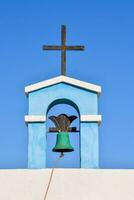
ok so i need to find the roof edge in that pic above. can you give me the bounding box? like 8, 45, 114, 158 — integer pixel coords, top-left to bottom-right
25, 75, 101, 94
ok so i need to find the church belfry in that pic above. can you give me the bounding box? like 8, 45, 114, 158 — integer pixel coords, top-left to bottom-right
25, 25, 102, 169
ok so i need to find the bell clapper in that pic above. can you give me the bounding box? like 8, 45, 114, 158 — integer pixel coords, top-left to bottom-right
60, 152, 64, 158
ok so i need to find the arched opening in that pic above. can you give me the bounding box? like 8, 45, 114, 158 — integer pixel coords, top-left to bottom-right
46, 99, 80, 168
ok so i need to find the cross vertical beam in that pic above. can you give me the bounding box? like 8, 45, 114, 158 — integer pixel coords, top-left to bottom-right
61, 25, 66, 75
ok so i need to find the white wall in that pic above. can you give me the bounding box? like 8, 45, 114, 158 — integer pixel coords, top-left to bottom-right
0, 169, 134, 200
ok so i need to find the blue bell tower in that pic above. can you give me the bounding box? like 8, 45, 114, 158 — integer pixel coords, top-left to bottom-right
24, 25, 102, 169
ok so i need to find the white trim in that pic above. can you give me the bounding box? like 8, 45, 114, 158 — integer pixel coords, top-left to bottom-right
80, 115, 102, 123
25, 76, 101, 94
24, 115, 102, 124
24, 115, 46, 123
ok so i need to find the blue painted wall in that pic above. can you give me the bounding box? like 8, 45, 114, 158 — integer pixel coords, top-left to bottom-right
27, 82, 100, 168
28, 123, 46, 168
81, 123, 99, 168
29, 83, 98, 115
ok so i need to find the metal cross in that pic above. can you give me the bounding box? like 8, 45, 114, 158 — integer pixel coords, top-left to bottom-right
42, 25, 85, 76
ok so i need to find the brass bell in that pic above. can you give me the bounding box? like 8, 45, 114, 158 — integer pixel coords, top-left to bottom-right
53, 132, 74, 152
49, 114, 77, 153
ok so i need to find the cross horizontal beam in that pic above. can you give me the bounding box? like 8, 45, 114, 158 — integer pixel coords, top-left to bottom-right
43, 45, 85, 51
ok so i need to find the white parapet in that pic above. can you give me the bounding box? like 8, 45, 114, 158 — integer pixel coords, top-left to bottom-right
0, 169, 134, 200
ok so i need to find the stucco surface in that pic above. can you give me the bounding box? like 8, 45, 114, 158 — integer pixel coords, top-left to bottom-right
0, 169, 134, 200
28, 123, 46, 168
81, 123, 99, 168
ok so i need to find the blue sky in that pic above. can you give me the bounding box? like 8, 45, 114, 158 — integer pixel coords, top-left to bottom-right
0, 0, 134, 169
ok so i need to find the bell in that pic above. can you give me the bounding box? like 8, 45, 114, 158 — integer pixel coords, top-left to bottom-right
53, 132, 74, 152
